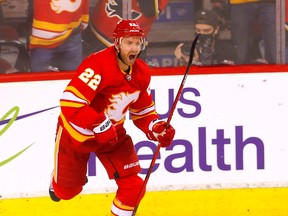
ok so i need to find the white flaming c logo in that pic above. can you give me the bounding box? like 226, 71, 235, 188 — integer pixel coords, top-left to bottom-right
50, 0, 81, 14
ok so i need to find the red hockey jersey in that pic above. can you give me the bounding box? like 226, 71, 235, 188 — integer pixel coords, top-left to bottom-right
59, 46, 159, 145
90, 0, 169, 46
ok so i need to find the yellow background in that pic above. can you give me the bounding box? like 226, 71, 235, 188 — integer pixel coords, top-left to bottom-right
1, 188, 288, 216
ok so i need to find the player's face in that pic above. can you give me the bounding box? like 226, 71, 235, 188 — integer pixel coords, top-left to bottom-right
194, 23, 215, 35
118, 36, 143, 66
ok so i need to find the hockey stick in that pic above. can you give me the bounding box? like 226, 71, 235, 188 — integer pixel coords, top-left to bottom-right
132, 34, 201, 216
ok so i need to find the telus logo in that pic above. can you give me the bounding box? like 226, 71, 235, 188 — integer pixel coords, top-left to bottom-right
87, 87, 265, 176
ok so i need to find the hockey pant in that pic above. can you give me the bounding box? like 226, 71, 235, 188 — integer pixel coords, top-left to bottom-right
52, 126, 145, 214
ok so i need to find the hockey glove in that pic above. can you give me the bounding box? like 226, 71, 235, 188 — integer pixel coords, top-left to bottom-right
93, 115, 118, 146
146, 119, 175, 147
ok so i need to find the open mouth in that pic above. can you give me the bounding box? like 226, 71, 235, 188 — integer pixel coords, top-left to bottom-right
129, 54, 136, 61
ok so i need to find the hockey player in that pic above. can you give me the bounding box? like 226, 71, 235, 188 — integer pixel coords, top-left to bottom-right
49, 19, 175, 216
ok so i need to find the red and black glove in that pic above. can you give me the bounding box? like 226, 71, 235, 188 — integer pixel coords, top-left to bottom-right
146, 119, 175, 147
93, 115, 118, 148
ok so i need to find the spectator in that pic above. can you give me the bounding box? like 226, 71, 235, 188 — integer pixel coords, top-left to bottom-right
174, 9, 236, 66
48, 20, 175, 215
82, 0, 169, 59
229, 0, 276, 64
210, 0, 231, 34
29, 0, 90, 72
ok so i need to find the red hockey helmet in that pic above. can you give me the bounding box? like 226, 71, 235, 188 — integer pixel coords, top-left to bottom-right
113, 20, 146, 50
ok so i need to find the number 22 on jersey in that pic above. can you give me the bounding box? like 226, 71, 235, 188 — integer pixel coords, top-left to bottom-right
78, 68, 101, 91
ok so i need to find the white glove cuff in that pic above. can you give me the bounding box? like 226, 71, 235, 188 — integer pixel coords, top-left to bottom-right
148, 119, 161, 131
93, 115, 112, 134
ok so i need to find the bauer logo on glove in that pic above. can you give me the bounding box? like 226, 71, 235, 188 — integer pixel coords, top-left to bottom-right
99, 118, 112, 132
146, 119, 176, 147
93, 115, 118, 146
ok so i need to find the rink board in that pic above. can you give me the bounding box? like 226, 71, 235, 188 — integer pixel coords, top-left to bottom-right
1, 188, 288, 216
2, 66, 288, 215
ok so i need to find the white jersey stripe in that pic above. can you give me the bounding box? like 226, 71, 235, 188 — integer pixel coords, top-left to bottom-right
61, 92, 88, 104
111, 204, 133, 216
130, 106, 155, 116
32, 28, 68, 39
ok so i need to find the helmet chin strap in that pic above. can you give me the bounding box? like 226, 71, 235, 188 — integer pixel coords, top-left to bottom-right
137, 51, 142, 58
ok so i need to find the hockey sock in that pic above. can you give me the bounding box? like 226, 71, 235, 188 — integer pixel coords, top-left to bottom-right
110, 197, 134, 216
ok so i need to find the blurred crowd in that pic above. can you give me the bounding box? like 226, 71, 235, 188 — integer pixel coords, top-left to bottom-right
0, 0, 282, 74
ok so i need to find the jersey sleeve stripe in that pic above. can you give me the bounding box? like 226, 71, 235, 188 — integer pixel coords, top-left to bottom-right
60, 101, 85, 108
130, 110, 158, 121
130, 103, 156, 116
61, 91, 88, 104
65, 86, 90, 104
60, 112, 94, 142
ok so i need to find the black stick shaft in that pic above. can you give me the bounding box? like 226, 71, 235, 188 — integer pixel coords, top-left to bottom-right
132, 34, 201, 216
